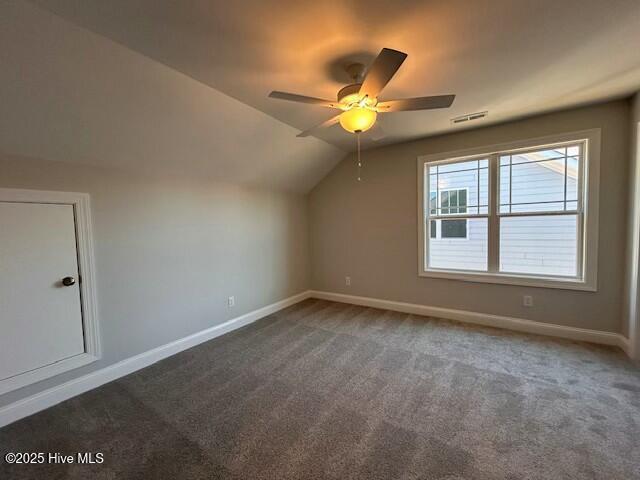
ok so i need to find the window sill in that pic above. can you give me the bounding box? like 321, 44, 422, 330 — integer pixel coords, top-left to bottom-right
419, 269, 596, 291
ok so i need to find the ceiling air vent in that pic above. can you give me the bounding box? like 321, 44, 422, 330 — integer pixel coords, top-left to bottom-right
451, 111, 488, 124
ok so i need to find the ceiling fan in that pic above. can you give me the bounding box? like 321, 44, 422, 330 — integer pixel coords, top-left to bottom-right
268, 48, 455, 139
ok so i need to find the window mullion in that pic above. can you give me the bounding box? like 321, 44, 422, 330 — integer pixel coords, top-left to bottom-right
488, 154, 500, 273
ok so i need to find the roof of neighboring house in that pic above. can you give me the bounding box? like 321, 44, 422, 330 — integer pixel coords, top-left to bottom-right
509, 148, 578, 179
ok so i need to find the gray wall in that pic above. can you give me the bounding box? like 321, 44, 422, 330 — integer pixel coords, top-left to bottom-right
0, 153, 310, 407
310, 100, 630, 334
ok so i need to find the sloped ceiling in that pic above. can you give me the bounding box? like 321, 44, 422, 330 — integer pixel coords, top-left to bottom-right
0, 1, 345, 193
27, 0, 640, 152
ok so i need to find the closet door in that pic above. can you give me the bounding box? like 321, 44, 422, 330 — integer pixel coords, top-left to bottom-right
0, 202, 85, 383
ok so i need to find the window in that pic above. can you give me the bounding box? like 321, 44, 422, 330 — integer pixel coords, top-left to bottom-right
418, 130, 600, 290
430, 188, 469, 239
430, 219, 468, 239
441, 219, 467, 238
440, 188, 467, 215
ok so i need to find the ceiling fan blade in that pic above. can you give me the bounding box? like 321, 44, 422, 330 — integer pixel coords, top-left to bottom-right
358, 48, 407, 100
376, 95, 455, 112
297, 114, 341, 137
269, 91, 341, 109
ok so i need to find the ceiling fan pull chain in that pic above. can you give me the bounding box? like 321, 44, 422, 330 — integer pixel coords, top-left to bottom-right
357, 132, 362, 182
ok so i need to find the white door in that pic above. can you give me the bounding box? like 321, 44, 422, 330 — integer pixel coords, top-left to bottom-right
0, 202, 86, 381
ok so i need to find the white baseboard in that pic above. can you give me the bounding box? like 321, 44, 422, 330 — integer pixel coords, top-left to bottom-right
2, 289, 631, 428
309, 290, 630, 354
0, 291, 311, 428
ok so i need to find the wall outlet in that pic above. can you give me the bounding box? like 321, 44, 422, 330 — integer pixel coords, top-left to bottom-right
523, 295, 533, 307
228, 296, 235, 307
345, 276, 351, 286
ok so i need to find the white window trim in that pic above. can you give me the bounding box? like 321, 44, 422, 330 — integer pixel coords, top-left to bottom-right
0, 188, 100, 395
417, 129, 600, 291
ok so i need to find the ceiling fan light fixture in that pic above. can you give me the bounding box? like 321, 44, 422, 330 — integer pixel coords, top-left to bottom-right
339, 106, 377, 133
268, 48, 456, 138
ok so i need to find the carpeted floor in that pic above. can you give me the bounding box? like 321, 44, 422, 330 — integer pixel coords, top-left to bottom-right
1, 299, 640, 479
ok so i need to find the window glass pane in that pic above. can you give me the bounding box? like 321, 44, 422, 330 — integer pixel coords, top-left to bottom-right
441, 190, 450, 207
478, 167, 489, 214
566, 157, 579, 201
510, 147, 567, 164
510, 202, 566, 213
429, 191, 437, 215
429, 218, 487, 271
500, 146, 580, 213
428, 159, 488, 215
430, 220, 436, 238
511, 159, 565, 207
499, 164, 510, 213
458, 190, 467, 212
436, 160, 480, 173
499, 215, 578, 277
450, 190, 458, 208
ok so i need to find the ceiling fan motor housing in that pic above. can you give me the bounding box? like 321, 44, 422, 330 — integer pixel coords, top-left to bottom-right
345, 62, 366, 82
337, 83, 362, 103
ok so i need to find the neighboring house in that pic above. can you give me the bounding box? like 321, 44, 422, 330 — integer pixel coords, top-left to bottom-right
429, 149, 578, 276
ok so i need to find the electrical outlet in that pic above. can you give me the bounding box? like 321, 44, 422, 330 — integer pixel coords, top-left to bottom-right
228, 296, 235, 307
345, 276, 351, 286
523, 295, 533, 307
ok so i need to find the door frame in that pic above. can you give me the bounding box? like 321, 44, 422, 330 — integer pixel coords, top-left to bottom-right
0, 188, 100, 395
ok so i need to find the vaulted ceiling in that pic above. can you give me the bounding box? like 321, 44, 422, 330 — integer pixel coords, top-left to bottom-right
0, 1, 344, 193
29, 0, 640, 151
2, 1, 639, 193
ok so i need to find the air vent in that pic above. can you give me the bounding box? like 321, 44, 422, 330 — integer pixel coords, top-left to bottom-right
451, 111, 488, 124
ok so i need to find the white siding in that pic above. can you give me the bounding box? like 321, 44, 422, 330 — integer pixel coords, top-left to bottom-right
500, 215, 578, 276
429, 218, 487, 271
501, 160, 578, 212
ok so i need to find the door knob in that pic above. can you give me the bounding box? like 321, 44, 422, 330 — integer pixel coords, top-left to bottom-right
62, 276, 76, 286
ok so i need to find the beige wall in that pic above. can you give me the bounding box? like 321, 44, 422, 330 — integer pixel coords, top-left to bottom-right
0, 153, 310, 407
310, 100, 630, 334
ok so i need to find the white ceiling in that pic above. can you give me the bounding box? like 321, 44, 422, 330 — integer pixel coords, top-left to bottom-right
0, 1, 344, 193
28, 0, 640, 151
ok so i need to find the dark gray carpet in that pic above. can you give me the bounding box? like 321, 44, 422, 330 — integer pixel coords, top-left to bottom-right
2, 299, 639, 479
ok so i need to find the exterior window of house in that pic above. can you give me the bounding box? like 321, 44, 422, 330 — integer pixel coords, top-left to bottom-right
441, 219, 467, 238
418, 130, 600, 290
430, 189, 469, 239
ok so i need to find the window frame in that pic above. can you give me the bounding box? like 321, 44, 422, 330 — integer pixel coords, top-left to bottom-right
417, 129, 600, 291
